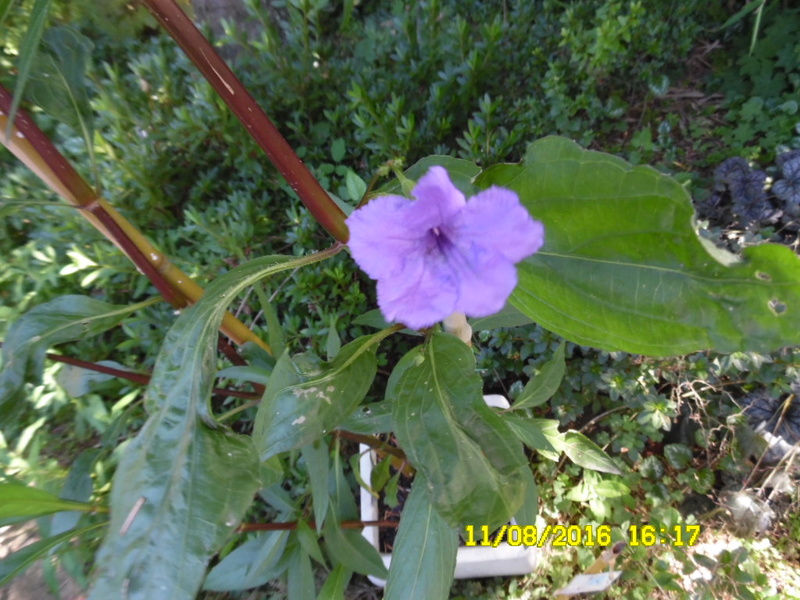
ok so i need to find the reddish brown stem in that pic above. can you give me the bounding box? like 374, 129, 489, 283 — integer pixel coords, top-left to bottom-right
238, 519, 399, 533
40, 350, 261, 400
142, 0, 349, 243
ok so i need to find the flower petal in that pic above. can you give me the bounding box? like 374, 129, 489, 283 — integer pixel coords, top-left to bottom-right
408, 166, 466, 226
455, 186, 545, 263
345, 194, 424, 281
376, 249, 459, 328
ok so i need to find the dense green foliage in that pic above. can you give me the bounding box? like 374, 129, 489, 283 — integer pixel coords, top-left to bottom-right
2, 1, 800, 599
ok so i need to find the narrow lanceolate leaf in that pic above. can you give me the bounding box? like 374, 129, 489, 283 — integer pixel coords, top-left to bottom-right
0, 482, 95, 519
88, 254, 336, 600
562, 431, 622, 475
254, 331, 391, 460
0, 522, 105, 587
388, 333, 528, 530
477, 136, 800, 356
0, 295, 157, 421
27, 27, 94, 145
383, 476, 459, 600
512, 341, 566, 410
6, 0, 52, 135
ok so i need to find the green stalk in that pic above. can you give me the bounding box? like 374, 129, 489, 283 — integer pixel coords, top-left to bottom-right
142, 0, 350, 243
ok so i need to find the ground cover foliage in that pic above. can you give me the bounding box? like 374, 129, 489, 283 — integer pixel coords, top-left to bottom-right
1, 0, 799, 599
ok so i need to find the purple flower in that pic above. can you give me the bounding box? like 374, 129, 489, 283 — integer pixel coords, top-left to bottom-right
346, 166, 544, 329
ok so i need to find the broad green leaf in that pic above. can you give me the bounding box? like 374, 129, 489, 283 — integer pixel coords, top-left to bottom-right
477, 136, 800, 356
203, 531, 290, 591
337, 402, 393, 435
6, 0, 52, 136
88, 255, 330, 600
318, 564, 351, 600
388, 333, 527, 529
254, 331, 391, 460
512, 342, 566, 410
563, 431, 622, 475
0, 295, 156, 421
0, 522, 105, 587
0, 482, 94, 519
383, 476, 458, 600
27, 27, 94, 146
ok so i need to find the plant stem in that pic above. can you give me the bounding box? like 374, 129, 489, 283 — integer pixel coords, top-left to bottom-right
2, 346, 263, 401
142, 0, 350, 243
0, 84, 271, 353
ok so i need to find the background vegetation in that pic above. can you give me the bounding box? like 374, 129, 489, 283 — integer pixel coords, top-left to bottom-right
1, 0, 799, 598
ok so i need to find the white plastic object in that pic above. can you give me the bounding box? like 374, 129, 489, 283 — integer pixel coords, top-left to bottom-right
359, 395, 539, 587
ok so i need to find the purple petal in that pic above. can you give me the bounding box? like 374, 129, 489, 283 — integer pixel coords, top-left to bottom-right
455, 186, 544, 263
345, 194, 425, 281
376, 252, 459, 328
407, 166, 466, 226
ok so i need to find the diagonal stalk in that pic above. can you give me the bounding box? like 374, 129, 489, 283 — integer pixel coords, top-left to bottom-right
141, 0, 350, 243
0, 84, 271, 353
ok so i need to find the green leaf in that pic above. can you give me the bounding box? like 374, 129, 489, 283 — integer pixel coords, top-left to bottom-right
0, 0, 17, 29
477, 136, 800, 356
326, 315, 341, 360
254, 331, 388, 460
202, 531, 290, 591
469, 303, 533, 330
504, 415, 560, 456
383, 476, 459, 600
345, 169, 367, 202
0, 482, 94, 519
6, 0, 52, 136
0, 522, 105, 587
27, 27, 94, 145
0, 295, 154, 421
318, 564, 351, 600
512, 342, 565, 410
562, 431, 622, 475
216, 365, 271, 385
337, 402, 393, 435
513, 469, 539, 527
88, 255, 329, 600
376, 155, 481, 198
322, 518, 388, 578
388, 333, 527, 529
331, 138, 346, 162
287, 545, 315, 600
302, 440, 330, 533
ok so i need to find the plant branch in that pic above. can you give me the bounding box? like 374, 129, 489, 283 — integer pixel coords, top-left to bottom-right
142, 0, 350, 243
36, 347, 261, 400
0, 84, 271, 353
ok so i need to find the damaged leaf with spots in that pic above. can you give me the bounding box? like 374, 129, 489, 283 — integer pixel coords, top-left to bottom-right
254, 331, 389, 460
